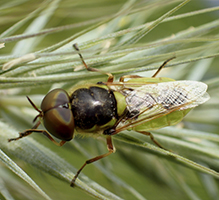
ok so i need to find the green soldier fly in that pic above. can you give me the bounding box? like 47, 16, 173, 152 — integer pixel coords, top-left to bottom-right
8, 44, 210, 187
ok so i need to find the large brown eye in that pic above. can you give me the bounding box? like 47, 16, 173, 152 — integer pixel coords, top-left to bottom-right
41, 89, 74, 141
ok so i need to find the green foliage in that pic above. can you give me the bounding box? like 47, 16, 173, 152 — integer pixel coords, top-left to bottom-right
0, 0, 219, 199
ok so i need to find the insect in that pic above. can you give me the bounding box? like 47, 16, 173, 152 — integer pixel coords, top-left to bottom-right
8, 44, 210, 187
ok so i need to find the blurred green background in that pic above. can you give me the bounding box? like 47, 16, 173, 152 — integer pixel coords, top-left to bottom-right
1, 0, 219, 199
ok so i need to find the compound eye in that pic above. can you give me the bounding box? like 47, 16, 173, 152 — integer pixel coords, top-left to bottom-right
41, 89, 74, 141
41, 89, 70, 112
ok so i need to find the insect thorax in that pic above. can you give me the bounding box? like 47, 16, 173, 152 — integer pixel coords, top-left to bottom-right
70, 85, 119, 134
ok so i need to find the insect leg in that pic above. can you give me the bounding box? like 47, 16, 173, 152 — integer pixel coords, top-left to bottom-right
137, 131, 167, 150
70, 136, 114, 187
8, 121, 41, 142
151, 57, 175, 78
73, 43, 114, 82
41, 131, 66, 146
8, 121, 66, 146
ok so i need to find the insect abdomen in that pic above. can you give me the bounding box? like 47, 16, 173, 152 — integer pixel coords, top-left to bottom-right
133, 109, 191, 132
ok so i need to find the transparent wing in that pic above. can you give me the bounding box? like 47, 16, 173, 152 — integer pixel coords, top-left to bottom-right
113, 80, 210, 131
